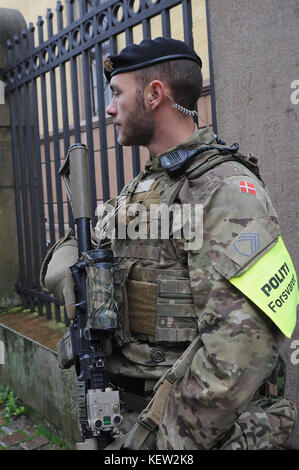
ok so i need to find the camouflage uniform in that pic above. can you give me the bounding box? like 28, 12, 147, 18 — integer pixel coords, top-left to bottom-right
97, 126, 296, 450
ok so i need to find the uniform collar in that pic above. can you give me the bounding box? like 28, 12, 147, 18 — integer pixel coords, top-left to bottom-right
145, 126, 217, 173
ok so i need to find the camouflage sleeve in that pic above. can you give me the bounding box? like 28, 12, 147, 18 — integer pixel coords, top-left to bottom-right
157, 168, 283, 450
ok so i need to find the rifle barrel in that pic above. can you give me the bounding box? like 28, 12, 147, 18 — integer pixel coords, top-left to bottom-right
76, 217, 92, 256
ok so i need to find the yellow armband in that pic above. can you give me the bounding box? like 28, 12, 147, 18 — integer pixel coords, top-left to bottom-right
230, 236, 298, 338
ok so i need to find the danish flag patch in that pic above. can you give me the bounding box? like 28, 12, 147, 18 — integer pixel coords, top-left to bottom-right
240, 181, 256, 195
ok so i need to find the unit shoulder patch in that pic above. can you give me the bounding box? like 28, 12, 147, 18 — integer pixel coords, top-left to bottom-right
217, 217, 280, 279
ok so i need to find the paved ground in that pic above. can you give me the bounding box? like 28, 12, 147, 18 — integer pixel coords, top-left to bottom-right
0, 404, 67, 450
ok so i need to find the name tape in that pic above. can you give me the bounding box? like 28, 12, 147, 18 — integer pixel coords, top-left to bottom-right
230, 236, 298, 338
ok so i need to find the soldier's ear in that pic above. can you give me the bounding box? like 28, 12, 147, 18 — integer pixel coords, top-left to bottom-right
146, 80, 164, 110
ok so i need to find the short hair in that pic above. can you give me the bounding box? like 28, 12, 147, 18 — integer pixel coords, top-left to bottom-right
133, 59, 203, 110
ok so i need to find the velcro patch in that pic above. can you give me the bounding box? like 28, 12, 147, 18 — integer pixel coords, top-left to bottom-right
135, 179, 155, 193
223, 217, 280, 271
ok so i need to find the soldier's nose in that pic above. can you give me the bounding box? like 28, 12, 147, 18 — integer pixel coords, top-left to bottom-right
106, 98, 116, 116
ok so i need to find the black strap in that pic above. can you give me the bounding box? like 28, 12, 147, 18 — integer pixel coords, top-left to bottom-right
160, 143, 239, 176
161, 141, 263, 183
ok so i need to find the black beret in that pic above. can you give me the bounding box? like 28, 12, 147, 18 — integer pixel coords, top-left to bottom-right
103, 37, 202, 82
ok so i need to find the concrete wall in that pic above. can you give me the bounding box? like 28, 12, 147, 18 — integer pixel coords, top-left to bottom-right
0, 323, 80, 446
207, 0, 299, 449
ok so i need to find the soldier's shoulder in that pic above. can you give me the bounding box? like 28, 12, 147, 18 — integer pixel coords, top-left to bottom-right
185, 159, 267, 206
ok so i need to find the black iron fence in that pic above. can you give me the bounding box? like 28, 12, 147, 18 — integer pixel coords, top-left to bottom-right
2, 0, 215, 323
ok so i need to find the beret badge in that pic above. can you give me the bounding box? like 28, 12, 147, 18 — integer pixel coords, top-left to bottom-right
103, 57, 114, 72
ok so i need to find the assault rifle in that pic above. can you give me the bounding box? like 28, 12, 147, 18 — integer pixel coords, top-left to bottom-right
58, 143, 122, 450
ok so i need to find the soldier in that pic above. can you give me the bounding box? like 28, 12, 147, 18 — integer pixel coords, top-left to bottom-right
43, 37, 298, 450
99, 37, 297, 450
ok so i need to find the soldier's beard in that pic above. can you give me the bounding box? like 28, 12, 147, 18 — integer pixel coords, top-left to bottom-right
117, 89, 156, 147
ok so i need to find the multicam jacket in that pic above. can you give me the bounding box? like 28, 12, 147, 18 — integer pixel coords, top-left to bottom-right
98, 127, 296, 449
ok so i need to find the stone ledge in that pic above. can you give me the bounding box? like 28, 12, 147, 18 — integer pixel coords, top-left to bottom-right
0, 312, 80, 446
0, 311, 68, 352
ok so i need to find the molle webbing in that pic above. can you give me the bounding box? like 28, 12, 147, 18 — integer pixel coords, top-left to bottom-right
129, 265, 190, 282
126, 277, 197, 343
114, 146, 261, 347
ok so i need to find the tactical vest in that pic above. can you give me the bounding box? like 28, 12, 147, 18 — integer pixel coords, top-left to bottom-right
106, 148, 261, 348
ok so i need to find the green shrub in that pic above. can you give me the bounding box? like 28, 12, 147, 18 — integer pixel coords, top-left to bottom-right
0, 386, 28, 418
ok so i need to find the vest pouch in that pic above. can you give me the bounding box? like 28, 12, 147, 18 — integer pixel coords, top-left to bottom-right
113, 261, 138, 346
84, 249, 118, 331
156, 278, 198, 343
57, 329, 75, 369
126, 276, 198, 344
